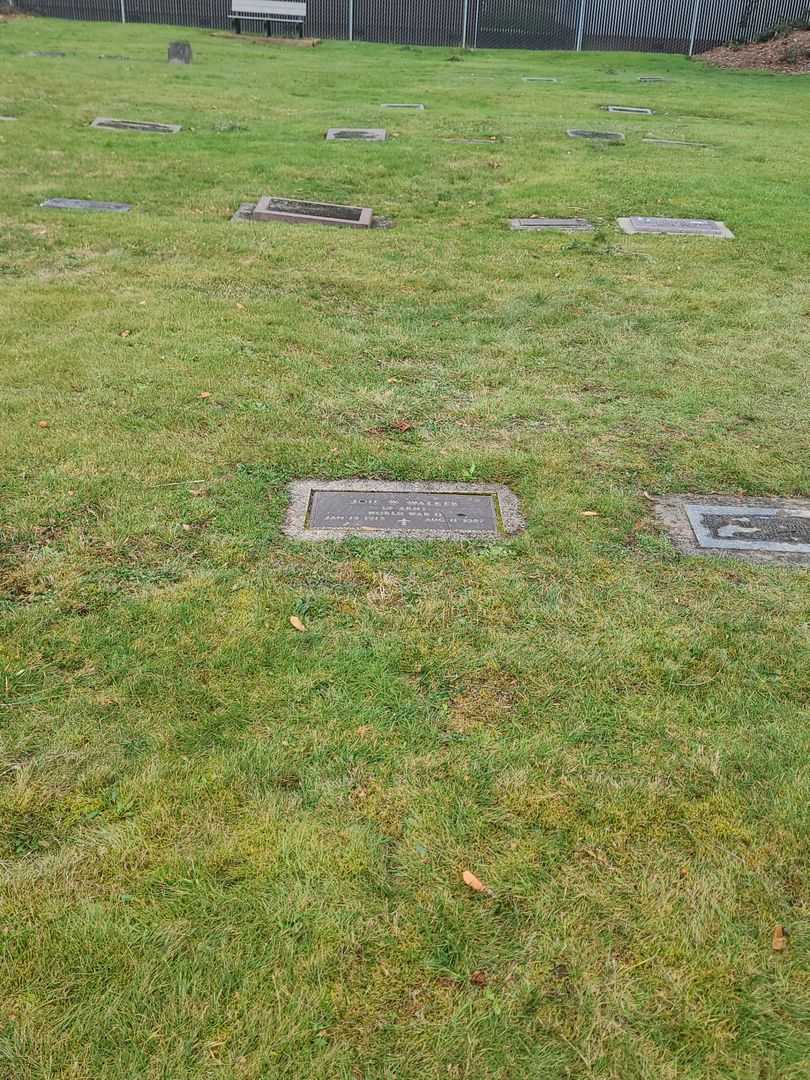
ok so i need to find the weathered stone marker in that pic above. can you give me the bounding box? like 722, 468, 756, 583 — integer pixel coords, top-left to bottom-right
510, 218, 593, 231
284, 480, 525, 541
30, 51, 66, 57
41, 198, 132, 212
602, 105, 654, 114
567, 129, 624, 143
168, 41, 192, 64
617, 216, 733, 238
326, 128, 387, 141
381, 103, 425, 110
643, 137, 711, 149
655, 497, 810, 565
252, 196, 373, 228
0, 116, 17, 122
91, 117, 182, 134
522, 77, 559, 83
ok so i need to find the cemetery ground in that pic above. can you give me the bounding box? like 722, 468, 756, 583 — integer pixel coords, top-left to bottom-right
1, 16, 810, 1080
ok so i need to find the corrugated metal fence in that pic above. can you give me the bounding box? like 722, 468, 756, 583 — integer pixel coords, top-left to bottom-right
10, 0, 810, 54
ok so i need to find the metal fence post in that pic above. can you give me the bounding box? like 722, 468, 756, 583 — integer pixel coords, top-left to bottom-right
688, 0, 701, 56
575, 0, 586, 51
120, 0, 126, 23
348, 0, 353, 41
472, 0, 481, 48
461, 0, 468, 48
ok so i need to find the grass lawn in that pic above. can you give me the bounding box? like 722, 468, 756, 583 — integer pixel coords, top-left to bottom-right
1, 15, 810, 1079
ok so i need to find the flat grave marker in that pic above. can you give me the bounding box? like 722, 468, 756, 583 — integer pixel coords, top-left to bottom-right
567, 128, 624, 143
91, 117, 182, 134
602, 105, 654, 114
510, 217, 593, 231
326, 128, 387, 141
252, 195, 374, 228
617, 215, 733, 238
522, 77, 559, 83
639, 76, 667, 82
0, 116, 17, 122
168, 41, 192, 64
284, 480, 525, 541
381, 103, 425, 110
41, 197, 132, 213
643, 136, 712, 149
29, 51, 66, 58
655, 497, 810, 565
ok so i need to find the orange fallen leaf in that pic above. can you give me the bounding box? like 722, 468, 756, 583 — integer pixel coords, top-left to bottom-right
462, 870, 487, 893
118, 329, 131, 338
199, 392, 211, 399
37, 420, 50, 429
772, 925, 788, 952
289, 615, 306, 632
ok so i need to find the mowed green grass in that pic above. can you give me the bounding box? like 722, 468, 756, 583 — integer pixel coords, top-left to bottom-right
1, 15, 810, 1079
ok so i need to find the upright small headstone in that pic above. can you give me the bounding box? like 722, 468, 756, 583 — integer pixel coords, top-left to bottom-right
168, 41, 192, 65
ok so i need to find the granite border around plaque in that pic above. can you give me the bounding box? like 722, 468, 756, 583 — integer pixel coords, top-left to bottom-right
654, 496, 810, 566
253, 196, 374, 228
231, 202, 393, 229
41, 197, 133, 212
567, 129, 625, 143
617, 216, 733, 238
510, 217, 594, 231
326, 128, 387, 141
283, 479, 526, 542
91, 117, 182, 134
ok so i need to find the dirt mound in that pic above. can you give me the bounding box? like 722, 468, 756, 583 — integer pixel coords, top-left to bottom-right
699, 29, 810, 73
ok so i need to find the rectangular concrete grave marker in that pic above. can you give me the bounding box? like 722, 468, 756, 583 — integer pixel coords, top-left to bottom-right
253, 196, 373, 228
91, 117, 181, 134
602, 105, 654, 114
381, 103, 424, 110
284, 480, 525, 541
30, 51, 66, 57
41, 198, 132, 213
522, 77, 559, 83
326, 128, 387, 141
0, 116, 17, 122
168, 41, 192, 64
643, 137, 711, 149
567, 129, 624, 142
617, 216, 733, 238
510, 218, 593, 231
655, 497, 810, 565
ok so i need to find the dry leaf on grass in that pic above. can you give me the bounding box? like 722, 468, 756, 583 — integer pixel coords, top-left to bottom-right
118, 329, 131, 338
772, 925, 788, 952
199, 391, 211, 399
470, 970, 488, 987
289, 615, 306, 632
37, 420, 50, 429
462, 869, 491, 895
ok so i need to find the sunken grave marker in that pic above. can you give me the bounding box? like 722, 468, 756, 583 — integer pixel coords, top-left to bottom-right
381, 103, 425, 110
602, 105, 654, 114
522, 77, 559, 83
643, 137, 712, 149
284, 480, 525, 542
567, 129, 624, 142
617, 216, 733, 238
41, 198, 132, 213
654, 497, 810, 566
326, 128, 387, 141
91, 117, 182, 134
510, 218, 593, 231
